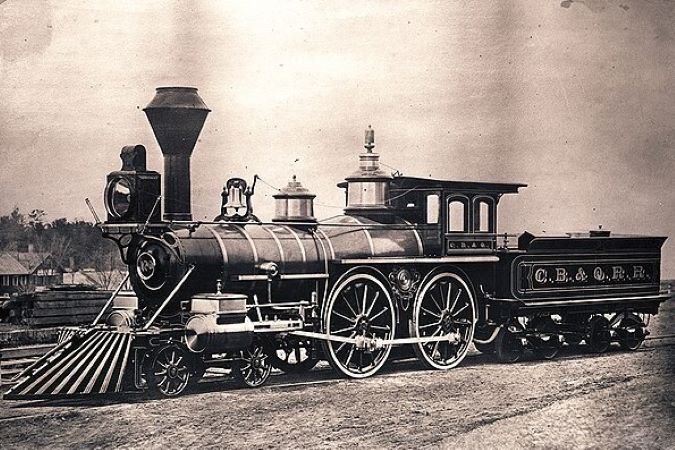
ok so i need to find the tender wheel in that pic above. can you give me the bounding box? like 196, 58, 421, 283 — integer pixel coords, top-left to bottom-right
565, 334, 584, 346
269, 338, 318, 374
529, 316, 561, 360
409, 272, 476, 370
473, 323, 498, 354
146, 344, 193, 397
563, 313, 588, 346
495, 326, 524, 363
233, 342, 272, 388
586, 316, 611, 353
474, 341, 496, 354
618, 313, 645, 351
323, 273, 396, 379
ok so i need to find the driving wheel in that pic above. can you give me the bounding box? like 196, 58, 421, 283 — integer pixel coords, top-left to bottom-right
409, 272, 475, 370
323, 273, 396, 379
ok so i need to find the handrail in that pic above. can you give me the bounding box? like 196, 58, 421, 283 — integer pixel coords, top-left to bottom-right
142, 265, 195, 331
91, 272, 131, 326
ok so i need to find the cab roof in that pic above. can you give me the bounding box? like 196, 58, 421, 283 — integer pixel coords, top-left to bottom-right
389, 176, 527, 195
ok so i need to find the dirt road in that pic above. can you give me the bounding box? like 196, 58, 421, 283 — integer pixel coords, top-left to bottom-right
1, 303, 673, 449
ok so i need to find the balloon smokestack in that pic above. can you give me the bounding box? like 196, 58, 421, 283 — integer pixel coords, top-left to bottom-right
144, 87, 210, 221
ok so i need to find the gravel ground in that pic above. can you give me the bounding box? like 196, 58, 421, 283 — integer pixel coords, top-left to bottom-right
0, 301, 673, 450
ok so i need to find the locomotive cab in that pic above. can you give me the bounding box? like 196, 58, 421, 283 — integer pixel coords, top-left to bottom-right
385, 176, 525, 256
340, 174, 525, 256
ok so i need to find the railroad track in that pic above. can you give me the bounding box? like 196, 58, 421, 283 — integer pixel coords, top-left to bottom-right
0, 344, 55, 388
2, 333, 673, 392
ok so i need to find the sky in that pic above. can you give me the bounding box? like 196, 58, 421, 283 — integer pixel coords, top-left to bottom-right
1, 0, 674, 276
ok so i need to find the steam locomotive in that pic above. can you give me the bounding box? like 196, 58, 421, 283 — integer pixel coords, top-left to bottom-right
6, 87, 669, 399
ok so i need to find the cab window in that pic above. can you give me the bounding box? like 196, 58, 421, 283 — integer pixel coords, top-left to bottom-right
475, 198, 494, 232
426, 193, 439, 224
447, 197, 468, 232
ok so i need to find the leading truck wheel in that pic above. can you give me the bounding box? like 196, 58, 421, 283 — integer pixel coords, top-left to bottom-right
323, 273, 396, 379
233, 341, 272, 388
409, 272, 476, 370
146, 344, 193, 397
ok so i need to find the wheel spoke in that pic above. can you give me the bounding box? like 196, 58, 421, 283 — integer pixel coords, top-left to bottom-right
430, 293, 443, 314
421, 306, 441, 319
370, 306, 389, 322
370, 324, 391, 333
452, 303, 468, 317
432, 340, 440, 360
345, 346, 355, 367
341, 293, 359, 319
419, 321, 440, 330
445, 282, 452, 311
333, 310, 356, 323
424, 326, 443, 346
365, 292, 379, 317
449, 288, 462, 315
336, 332, 357, 353
362, 284, 369, 314
332, 325, 354, 335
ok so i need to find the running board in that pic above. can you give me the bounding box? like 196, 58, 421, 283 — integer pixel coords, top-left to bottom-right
5, 329, 134, 399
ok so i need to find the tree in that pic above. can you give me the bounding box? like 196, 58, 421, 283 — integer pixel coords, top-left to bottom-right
0, 208, 126, 288
0, 206, 27, 251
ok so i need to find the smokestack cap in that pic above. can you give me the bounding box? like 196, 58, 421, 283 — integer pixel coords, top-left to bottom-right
144, 87, 211, 156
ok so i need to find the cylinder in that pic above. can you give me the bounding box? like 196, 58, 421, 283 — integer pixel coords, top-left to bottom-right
185, 314, 253, 353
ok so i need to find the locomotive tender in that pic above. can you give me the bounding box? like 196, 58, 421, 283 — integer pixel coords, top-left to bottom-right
7, 87, 670, 398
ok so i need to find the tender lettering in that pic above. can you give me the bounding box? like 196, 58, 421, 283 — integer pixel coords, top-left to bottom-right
528, 262, 654, 290
575, 267, 588, 282
593, 267, 605, 281
534, 268, 547, 284
633, 265, 645, 280
556, 268, 568, 282
612, 266, 625, 281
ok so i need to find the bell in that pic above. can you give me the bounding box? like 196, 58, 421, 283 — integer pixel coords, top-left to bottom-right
224, 184, 245, 212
